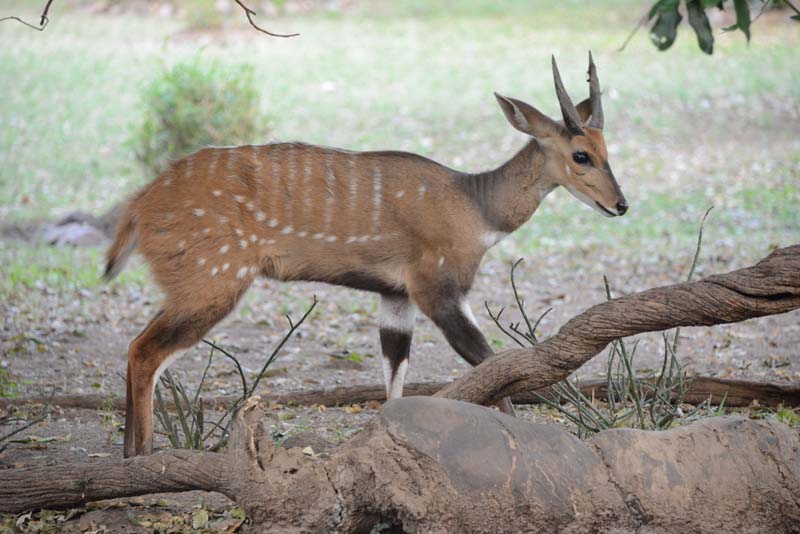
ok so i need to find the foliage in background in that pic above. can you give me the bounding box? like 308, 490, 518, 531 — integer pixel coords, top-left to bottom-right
488, 208, 719, 437
131, 58, 262, 176
645, 0, 800, 54
153, 297, 317, 451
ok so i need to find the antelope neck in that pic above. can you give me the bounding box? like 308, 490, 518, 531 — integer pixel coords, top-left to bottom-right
457, 140, 555, 233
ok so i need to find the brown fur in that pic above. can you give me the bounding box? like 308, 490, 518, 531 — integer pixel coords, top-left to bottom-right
107, 60, 627, 456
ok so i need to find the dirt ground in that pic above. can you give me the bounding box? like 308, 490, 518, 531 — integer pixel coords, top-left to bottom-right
2, 235, 799, 531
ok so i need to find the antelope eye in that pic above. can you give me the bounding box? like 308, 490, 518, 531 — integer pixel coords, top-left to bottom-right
572, 151, 590, 165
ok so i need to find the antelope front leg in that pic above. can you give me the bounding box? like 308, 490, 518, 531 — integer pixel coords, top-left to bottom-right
379, 294, 415, 400
414, 291, 515, 416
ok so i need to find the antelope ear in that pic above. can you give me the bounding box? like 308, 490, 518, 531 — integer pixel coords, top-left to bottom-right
494, 93, 563, 139
575, 98, 592, 126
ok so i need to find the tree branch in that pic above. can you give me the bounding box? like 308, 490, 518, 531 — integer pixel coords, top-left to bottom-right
436, 245, 800, 405
233, 0, 299, 37
0, 0, 53, 31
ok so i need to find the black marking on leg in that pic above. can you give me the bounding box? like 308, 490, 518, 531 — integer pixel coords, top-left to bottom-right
380, 328, 412, 374
431, 304, 492, 367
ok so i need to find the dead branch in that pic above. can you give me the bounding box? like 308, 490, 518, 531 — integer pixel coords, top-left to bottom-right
436, 245, 800, 406
2, 375, 800, 414
1, 0, 298, 38
0, 0, 53, 31
233, 0, 299, 37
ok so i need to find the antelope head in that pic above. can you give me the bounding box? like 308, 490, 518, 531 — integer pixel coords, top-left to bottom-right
495, 53, 627, 217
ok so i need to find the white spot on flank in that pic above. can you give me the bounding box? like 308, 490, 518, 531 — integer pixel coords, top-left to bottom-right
210, 266, 219, 276
239, 240, 248, 249
258, 238, 267, 246
212, 190, 222, 197
250, 234, 258, 242
236, 265, 249, 279
325, 235, 337, 242
281, 226, 294, 235
177, 240, 186, 250
249, 266, 258, 275
197, 258, 206, 266
359, 235, 370, 242
345, 236, 357, 244
245, 201, 255, 211
255, 211, 266, 222
193, 208, 205, 217
233, 194, 245, 203
219, 245, 230, 254
297, 231, 307, 238
268, 219, 279, 228
267, 239, 276, 245
372, 235, 383, 241
222, 263, 230, 272
312, 233, 324, 240
395, 190, 405, 198
235, 228, 244, 236
219, 216, 229, 224
202, 228, 211, 235
417, 184, 427, 198
438, 256, 445, 268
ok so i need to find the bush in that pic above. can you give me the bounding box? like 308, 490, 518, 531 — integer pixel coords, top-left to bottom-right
132, 58, 262, 176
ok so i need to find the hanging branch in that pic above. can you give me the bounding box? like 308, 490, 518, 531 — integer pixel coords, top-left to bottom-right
0, 0, 54, 31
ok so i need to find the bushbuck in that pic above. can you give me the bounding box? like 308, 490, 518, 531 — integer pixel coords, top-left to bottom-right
106, 54, 627, 457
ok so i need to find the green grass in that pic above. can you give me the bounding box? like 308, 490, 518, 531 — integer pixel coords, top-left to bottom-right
1, 1, 798, 294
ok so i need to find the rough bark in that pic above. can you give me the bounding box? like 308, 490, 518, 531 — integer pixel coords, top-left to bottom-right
3, 375, 800, 412
2, 397, 799, 533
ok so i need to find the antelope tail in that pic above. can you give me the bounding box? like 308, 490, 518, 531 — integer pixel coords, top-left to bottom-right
103, 201, 138, 281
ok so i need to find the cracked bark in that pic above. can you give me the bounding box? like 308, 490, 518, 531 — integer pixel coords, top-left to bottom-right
2, 245, 800, 531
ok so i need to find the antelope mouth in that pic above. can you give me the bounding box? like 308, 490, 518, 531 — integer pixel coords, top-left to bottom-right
595, 202, 617, 217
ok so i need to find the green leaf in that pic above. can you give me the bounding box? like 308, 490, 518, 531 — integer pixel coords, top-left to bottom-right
687, 0, 714, 54
648, 0, 680, 20
649, 5, 683, 50
733, 0, 751, 41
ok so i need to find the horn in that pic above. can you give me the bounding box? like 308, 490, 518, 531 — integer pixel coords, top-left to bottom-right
551, 55, 584, 137
587, 51, 604, 130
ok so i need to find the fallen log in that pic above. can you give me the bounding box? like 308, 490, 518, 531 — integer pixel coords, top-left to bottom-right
2, 245, 799, 531
2, 397, 799, 532
3, 375, 799, 412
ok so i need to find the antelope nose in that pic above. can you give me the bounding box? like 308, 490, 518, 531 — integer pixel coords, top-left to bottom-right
616, 201, 628, 216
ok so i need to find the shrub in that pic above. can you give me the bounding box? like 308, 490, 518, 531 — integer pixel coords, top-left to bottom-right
132, 58, 262, 176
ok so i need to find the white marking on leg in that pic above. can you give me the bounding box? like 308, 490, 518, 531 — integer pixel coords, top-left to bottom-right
380, 295, 415, 332
384, 358, 409, 401
460, 299, 480, 330
480, 231, 509, 249
151, 349, 187, 400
